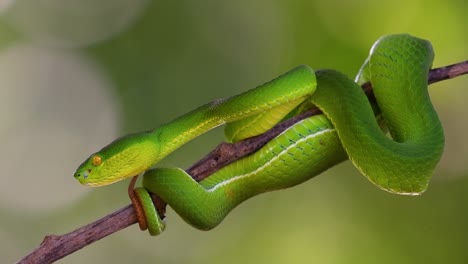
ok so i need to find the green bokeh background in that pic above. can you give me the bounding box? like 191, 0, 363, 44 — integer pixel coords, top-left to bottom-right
2, 0, 468, 263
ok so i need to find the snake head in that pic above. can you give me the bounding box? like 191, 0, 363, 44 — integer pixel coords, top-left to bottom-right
74, 132, 160, 187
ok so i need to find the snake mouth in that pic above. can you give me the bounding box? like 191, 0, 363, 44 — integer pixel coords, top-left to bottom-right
75, 176, 118, 187
74, 168, 129, 187
80, 181, 107, 187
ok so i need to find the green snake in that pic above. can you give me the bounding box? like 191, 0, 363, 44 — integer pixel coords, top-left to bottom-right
74, 34, 444, 236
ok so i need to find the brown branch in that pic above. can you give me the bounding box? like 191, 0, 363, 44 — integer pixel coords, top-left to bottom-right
17, 205, 137, 264
18, 61, 468, 264
428, 60, 468, 84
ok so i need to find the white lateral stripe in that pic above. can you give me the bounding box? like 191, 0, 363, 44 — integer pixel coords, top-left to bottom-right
208, 128, 335, 192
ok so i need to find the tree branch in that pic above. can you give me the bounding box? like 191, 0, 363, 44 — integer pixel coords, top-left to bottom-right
18, 61, 468, 264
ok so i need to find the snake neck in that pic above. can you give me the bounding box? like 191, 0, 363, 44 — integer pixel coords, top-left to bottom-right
153, 101, 226, 159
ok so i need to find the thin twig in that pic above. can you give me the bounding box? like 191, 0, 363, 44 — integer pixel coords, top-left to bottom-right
17, 61, 468, 264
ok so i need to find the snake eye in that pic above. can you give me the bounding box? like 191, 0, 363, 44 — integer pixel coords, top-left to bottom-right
92, 155, 102, 166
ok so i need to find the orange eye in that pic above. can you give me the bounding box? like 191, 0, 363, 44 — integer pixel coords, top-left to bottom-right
92, 155, 102, 166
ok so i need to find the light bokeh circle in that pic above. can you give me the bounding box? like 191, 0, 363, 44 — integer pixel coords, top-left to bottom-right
5, 0, 149, 48
0, 43, 119, 212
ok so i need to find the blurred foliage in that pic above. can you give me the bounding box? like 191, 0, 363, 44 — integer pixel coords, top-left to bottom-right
1, 0, 468, 263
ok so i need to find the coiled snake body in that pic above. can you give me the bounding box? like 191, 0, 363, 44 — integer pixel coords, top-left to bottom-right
75, 34, 444, 235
